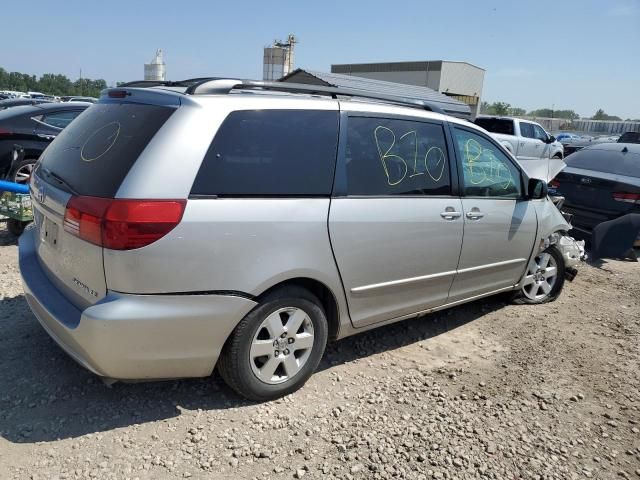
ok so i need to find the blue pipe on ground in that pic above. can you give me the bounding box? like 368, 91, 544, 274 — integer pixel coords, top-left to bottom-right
0, 180, 30, 194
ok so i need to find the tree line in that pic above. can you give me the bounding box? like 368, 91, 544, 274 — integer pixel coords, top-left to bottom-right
480, 101, 635, 121
0, 67, 108, 98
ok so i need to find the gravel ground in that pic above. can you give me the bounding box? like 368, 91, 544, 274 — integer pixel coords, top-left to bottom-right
0, 223, 638, 480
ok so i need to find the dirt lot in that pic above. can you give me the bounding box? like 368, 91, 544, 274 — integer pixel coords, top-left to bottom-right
0, 224, 638, 480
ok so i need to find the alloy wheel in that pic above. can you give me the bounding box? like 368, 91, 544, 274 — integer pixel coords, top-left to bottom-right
14, 163, 34, 184
249, 307, 315, 385
521, 252, 558, 301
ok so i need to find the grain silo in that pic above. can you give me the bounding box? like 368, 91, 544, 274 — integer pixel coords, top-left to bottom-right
263, 35, 297, 81
144, 49, 166, 81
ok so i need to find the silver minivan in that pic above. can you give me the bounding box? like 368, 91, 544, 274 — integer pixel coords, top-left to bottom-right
19, 79, 583, 400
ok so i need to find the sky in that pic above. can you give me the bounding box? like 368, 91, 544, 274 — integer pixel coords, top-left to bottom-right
2, 0, 639, 119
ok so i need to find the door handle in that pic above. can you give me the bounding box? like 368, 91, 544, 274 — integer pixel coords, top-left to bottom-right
465, 209, 485, 220
440, 207, 462, 220
37, 134, 56, 140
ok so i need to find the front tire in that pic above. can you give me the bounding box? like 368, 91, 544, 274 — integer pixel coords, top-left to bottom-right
513, 246, 565, 304
218, 286, 328, 401
9, 158, 36, 184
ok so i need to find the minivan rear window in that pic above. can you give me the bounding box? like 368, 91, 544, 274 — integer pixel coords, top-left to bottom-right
191, 110, 339, 196
37, 103, 175, 197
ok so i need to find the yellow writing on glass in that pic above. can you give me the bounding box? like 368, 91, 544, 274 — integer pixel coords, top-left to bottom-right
463, 138, 514, 190
374, 126, 408, 185
374, 126, 446, 186
425, 146, 446, 182
81, 122, 121, 163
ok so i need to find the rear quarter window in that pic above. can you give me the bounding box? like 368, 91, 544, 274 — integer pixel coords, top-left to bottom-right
37, 103, 175, 197
191, 110, 339, 196
474, 118, 515, 136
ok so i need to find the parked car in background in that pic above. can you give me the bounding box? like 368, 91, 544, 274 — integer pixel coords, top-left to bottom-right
550, 143, 640, 241
0, 102, 90, 183
0, 97, 53, 110
561, 134, 624, 156
556, 133, 582, 142
60, 96, 98, 103
618, 131, 640, 144
594, 134, 620, 143
20, 79, 584, 401
474, 116, 565, 181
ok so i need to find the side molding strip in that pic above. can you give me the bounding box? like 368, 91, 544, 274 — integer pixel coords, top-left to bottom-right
351, 258, 526, 294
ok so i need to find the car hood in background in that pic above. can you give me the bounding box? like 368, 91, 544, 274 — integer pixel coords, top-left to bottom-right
516, 156, 566, 184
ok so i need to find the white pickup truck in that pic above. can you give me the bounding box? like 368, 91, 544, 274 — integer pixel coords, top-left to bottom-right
474, 116, 565, 182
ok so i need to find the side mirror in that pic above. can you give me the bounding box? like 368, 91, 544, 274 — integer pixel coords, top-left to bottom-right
548, 135, 556, 143
528, 178, 548, 199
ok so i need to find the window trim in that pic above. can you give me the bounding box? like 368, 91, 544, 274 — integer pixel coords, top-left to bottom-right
448, 124, 526, 200
333, 112, 457, 199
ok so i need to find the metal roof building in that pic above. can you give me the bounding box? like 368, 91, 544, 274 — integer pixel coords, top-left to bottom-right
279, 69, 471, 118
331, 61, 485, 117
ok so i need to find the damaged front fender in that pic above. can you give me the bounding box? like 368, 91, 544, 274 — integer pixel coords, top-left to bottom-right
530, 197, 586, 280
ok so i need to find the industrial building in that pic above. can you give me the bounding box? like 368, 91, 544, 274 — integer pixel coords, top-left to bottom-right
263, 35, 297, 81
144, 49, 166, 82
279, 69, 471, 118
331, 60, 485, 117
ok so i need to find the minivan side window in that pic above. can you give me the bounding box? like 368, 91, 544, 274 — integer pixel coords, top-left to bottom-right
345, 116, 451, 196
519, 122, 535, 139
453, 128, 522, 198
191, 110, 339, 196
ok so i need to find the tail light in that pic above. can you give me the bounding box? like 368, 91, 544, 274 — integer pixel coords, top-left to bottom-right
612, 192, 640, 204
64, 196, 186, 250
549, 179, 561, 189
0, 127, 13, 136
108, 90, 129, 99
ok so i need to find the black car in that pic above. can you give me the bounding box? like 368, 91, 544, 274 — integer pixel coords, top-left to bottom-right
550, 143, 640, 241
0, 97, 53, 110
618, 131, 640, 144
0, 102, 90, 183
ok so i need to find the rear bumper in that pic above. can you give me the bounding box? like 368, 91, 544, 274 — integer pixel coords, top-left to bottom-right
19, 228, 258, 380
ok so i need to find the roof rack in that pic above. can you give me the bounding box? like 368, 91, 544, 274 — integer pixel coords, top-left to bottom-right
118, 77, 225, 88
183, 79, 448, 115
116, 78, 469, 117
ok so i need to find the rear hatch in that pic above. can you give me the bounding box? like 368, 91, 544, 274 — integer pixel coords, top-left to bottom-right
554, 144, 640, 229
30, 99, 177, 310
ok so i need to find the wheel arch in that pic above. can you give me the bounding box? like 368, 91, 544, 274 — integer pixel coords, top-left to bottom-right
255, 277, 341, 342
501, 141, 514, 153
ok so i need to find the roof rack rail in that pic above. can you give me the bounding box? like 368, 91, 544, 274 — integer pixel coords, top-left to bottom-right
117, 78, 469, 117
118, 77, 224, 88
184, 79, 448, 115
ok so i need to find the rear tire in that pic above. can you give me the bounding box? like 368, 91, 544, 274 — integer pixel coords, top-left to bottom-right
512, 246, 565, 304
218, 286, 328, 401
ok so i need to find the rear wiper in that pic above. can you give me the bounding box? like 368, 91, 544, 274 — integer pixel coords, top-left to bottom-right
40, 167, 79, 195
